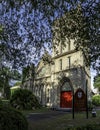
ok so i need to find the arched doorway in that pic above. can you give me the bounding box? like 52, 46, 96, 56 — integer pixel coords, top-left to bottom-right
60, 77, 73, 108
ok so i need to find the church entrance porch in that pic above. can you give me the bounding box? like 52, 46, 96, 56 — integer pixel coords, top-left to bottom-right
59, 77, 74, 109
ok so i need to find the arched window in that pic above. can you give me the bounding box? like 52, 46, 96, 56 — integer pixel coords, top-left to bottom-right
60, 77, 74, 92
47, 88, 50, 103
61, 82, 72, 91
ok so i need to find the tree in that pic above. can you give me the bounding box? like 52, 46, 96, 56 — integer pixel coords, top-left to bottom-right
0, 66, 21, 99
13, 81, 21, 86
92, 95, 100, 106
0, 67, 10, 99
22, 64, 35, 84
94, 74, 100, 93
0, 0, 100, 71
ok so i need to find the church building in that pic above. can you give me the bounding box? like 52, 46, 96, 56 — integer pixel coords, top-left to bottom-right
22, 17, 91, 109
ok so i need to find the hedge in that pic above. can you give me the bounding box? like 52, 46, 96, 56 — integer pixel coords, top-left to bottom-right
0, 104, 28, 130
10, 88, 41, 110
92, 95, 100, 106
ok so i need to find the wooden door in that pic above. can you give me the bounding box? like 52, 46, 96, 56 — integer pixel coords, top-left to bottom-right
60, 91, 72, 108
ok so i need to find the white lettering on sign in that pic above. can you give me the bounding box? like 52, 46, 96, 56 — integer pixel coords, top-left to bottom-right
78, 92, 82, 98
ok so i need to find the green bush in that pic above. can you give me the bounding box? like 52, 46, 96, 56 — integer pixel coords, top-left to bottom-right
92, 95, 100, 106
88, 100, 93, 110
0, 105, 28, 130
10, 87, 20, 96
0, 98, 2, 105
10, 88, 41, 110
2, 99, 10, 106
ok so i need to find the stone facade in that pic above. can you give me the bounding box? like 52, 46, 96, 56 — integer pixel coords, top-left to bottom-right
22, 17, 91, 108
22, 41, 91, 108
34, 42, 91, 108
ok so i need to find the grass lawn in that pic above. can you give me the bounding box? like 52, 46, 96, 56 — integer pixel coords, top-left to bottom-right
1, 99, 100, 130
23, 108, 100, 130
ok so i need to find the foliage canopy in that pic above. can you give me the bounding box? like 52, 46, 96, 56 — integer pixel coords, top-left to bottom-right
0, 0, 100, 70
0, 66, 21, 98
94, 75, 100, 93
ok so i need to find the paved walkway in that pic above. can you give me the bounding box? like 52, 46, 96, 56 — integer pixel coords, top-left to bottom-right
27, 107, 100, 122
27, 110, 69, 121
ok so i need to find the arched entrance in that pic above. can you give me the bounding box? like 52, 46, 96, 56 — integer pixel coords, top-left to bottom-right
60, 77, 73, 108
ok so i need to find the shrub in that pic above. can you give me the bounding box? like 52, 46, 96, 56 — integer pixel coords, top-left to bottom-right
92, 95, 100, 106
0, 105, 28, 130
1, 99, 10, 107
0, 98, 2, 105
10, 88, 41, 110
88, 100, 93, 110
10, 86, 20, 96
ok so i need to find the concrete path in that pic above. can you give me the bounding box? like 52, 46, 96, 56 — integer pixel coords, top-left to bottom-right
27, 110, 69, 121
27, 107, 100, 122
